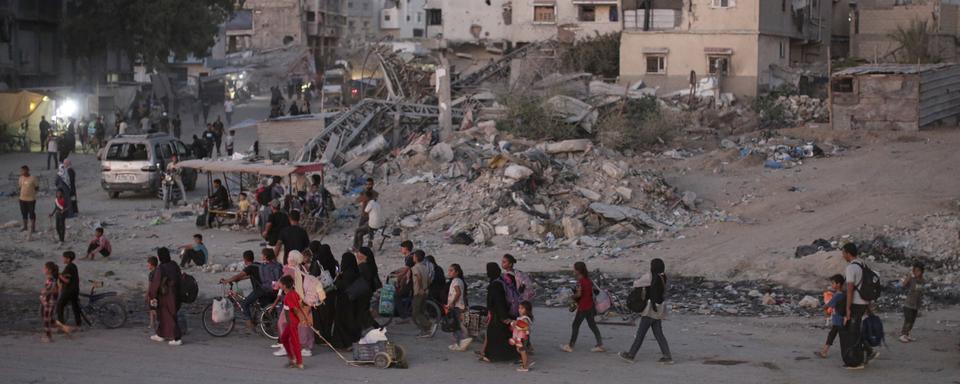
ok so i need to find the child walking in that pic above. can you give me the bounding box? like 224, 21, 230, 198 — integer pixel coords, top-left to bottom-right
147, 256, 159, 330
899, 262, 925, 343
48, 189, 67, 245
278, 275, 311, 369
561, 261, 604, 353
446, 263, 473, 351
816, 274, 845, 358
511, 301, 534, 372
40, 261, 70, 342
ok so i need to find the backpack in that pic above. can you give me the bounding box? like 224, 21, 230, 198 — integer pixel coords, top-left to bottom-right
626, 286, 648, 313
497, 278, 521, 317
861, 314, 885, 347
299, 266, 326, 306
178, 273, 199, 304
259, 262, 283, 292
853, 260, 883, 301
513, 270, 537, 302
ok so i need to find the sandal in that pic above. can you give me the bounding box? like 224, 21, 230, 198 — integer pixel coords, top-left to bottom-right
479, 356, 491, 363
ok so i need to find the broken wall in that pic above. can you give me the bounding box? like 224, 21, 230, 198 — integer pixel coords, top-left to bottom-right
832, 75, 920, 131
851, 3, 960, 62
245, 0, 307, 51
427, 0, 511, 44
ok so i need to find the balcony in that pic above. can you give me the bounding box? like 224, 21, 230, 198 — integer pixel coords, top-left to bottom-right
624, 9, 680, 31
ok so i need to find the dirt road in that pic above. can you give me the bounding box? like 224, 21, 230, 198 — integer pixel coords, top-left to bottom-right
1, 307, 957, 384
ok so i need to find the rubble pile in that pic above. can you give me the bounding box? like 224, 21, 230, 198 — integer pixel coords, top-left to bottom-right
384, 123, 716, 255
771, 94, 828, 126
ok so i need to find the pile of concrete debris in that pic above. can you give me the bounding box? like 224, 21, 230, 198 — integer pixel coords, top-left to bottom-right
772, 94, 828, 126
383, 120, 719, 256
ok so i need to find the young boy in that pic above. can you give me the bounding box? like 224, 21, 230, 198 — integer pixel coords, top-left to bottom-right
146, 256, 159, 330
85, 227, 112, 260
899, 262, 925, 343
278, 275, 311, 369
178, 234, 209, 268
816, 274, 845, 358
237, 192, 252, 228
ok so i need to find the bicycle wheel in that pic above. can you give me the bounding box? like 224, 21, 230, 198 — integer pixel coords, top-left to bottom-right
97, 298, 128, 329
414, 301, 443, 336
258, 305, 279, 340
201, 302, 235, 337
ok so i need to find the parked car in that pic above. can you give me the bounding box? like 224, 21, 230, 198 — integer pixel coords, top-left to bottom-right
100, 133, 198, 198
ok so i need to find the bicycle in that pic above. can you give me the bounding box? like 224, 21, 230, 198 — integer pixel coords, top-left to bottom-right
62, 280, 127, 329
375, 275, 443, 336
201, 283, 279, 339
593, 271, 641, 326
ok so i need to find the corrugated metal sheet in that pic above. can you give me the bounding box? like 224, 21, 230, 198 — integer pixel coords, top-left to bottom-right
918, 65, 960, 127
833, 63, 957, 77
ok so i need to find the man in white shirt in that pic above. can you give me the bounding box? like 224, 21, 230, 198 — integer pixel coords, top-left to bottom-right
118, 119, 128, 136
224, 99, 234, 126
353, 191, 383, 249
839, 243, 876, 369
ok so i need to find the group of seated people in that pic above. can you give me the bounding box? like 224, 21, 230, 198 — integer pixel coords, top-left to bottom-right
203, 175, 334, 229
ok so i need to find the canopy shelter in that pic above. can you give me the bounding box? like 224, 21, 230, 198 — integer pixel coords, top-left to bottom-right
175, 159, 323, 178
0, 90, 46, 125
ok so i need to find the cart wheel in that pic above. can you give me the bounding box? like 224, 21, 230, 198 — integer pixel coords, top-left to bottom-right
374, 352, 392, 369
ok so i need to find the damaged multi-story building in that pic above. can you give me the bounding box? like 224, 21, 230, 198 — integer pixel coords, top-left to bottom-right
422, 0, 623, 46
619, 0, 835, 97
346, 0, 384, 47
849, 0, 960, 63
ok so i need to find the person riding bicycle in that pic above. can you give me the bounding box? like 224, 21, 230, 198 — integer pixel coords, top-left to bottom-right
219, 250, 271, 328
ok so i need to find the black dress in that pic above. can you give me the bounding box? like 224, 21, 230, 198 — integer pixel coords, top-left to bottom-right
483, 279, 519, 362
357, 262, 381, 330
329, 270, 361, 348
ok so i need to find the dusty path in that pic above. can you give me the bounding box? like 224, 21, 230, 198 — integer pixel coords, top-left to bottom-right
1, 307, 957, 384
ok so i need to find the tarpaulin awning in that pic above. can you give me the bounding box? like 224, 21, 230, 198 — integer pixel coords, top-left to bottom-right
0, 91, 45, 124
175, 159, 323, 177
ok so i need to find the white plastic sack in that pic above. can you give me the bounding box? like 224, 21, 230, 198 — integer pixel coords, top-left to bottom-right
359, 327, 388, 345
212, 298, 234, 323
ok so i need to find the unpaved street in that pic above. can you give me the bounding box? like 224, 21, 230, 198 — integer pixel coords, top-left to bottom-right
1, 307, 958, 384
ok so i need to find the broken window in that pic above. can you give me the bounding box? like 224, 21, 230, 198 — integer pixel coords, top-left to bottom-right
832, 77, 854, 93
712, 0, 735, 8
708, 55, 730, 75
427, 9, 442, 26
534, 5, 556, 23
645, 55, 666, 74
578, 6, 596, 22
307, 11, 315, 22
413, 28, 423, 37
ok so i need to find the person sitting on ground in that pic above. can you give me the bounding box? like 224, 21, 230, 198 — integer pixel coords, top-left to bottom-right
208, 179, 230, 210
178, 234, 208, 268
85, 227, 112, 260
816, 274, 846, 358
352, 191, 383, 249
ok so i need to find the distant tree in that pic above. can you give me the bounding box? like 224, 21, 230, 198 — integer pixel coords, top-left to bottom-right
887, 19, 942, 64
63, 0, 234, 70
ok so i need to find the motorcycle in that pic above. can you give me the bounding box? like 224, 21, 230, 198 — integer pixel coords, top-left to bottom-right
158, 171, 184, 209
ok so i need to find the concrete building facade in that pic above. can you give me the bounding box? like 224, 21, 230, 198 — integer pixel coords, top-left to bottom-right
849, 0, 960, 63
380, 0, 428, 39
241, 0, 307, 51
619, 0, 832, 97
346, 0, 383, 47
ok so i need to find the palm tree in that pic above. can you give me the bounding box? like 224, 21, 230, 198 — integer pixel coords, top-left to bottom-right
887, 19, 941, 64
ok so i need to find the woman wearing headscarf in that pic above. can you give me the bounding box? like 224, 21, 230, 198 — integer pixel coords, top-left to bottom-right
330, 252, 362, 348
355, 247, 382, 330
273, 250, 315, 357
307, 242, 338, 342
480, 262, 519, 363
618, 258, 672, 364
148, 248, 182, 345
63, 159, 78, 215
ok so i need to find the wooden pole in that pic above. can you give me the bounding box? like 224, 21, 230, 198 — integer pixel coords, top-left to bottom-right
827, 45, 833, 127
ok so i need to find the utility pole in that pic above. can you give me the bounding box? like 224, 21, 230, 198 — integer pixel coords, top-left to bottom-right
437, 54, 452, 139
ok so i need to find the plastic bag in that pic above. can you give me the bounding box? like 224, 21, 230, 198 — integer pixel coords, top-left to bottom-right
359, 328, 388, 345
212, 297, 234, 323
